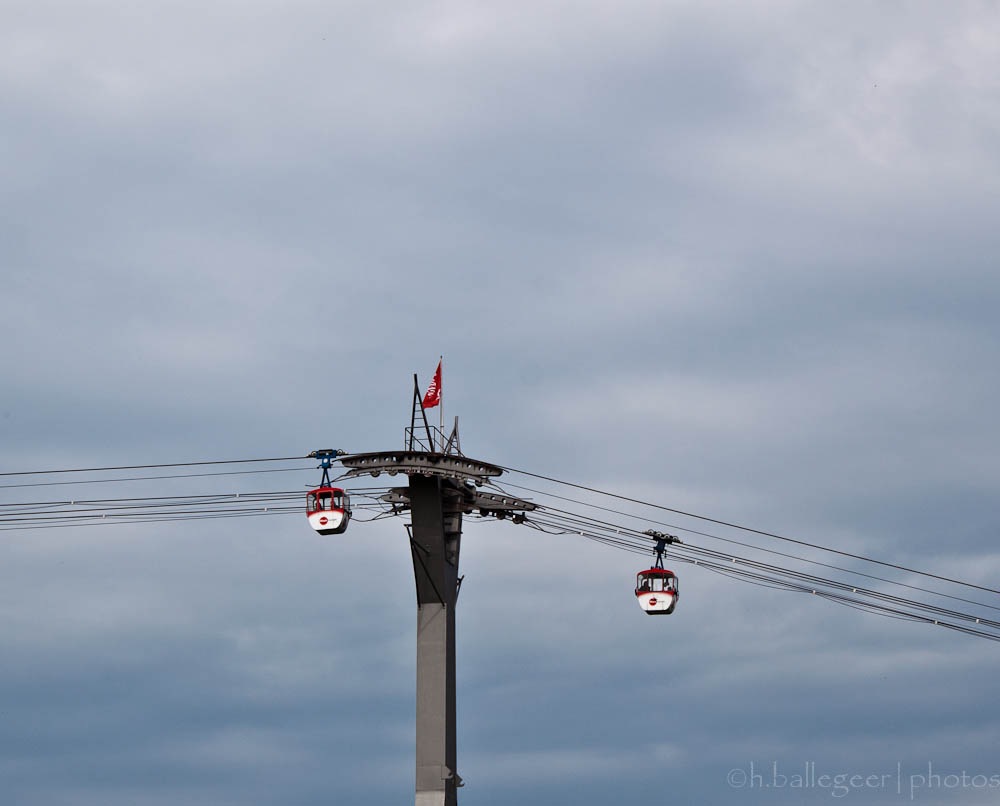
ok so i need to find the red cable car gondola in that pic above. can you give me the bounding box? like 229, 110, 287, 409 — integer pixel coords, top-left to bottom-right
306, 449, 351, 535
635, 530, 680, 615
635, 568, 678, 615
306, 486, 351, 535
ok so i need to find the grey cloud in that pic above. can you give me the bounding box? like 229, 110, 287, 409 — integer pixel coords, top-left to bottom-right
2, 0, 999, 803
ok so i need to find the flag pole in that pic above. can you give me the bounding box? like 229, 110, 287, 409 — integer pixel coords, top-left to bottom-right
439, 355, 444, 451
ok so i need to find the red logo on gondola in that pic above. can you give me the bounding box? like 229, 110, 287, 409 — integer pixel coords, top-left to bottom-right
648, 597, 657, 606
319, 517, 328, 525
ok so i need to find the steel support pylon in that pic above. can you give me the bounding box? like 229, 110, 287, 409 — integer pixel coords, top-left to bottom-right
408, 474, 463, 806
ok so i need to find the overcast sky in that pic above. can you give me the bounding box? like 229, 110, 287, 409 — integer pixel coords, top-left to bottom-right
2, 1, 1000, 804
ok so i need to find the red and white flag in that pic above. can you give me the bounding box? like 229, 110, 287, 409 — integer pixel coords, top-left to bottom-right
422, 360, 442, 409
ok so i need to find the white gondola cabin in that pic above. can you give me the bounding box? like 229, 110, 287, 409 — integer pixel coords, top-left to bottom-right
306, 487, 351, 535
635, 568, 678, 615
